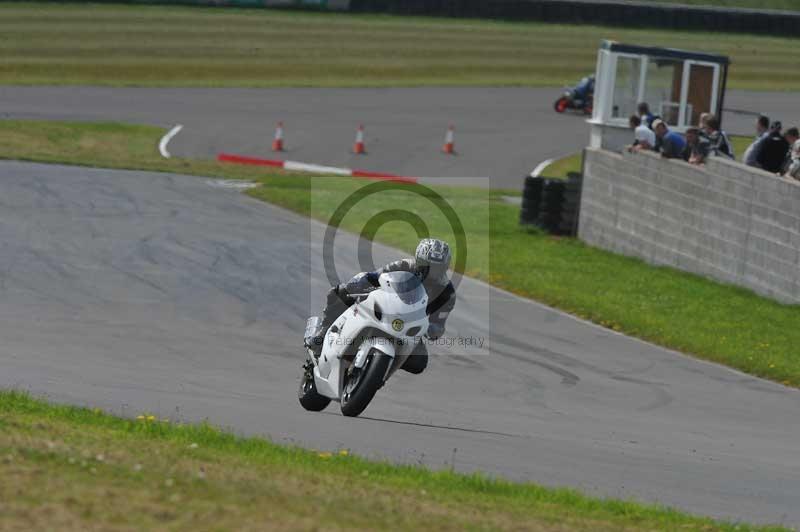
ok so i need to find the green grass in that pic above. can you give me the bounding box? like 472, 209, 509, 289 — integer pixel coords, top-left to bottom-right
539, 152, 584, 180
2, 119, 800, 389
0, 119, 310, 181
1, 3, 799, 90
0, 390, 787, 531
731, 134, 753, 161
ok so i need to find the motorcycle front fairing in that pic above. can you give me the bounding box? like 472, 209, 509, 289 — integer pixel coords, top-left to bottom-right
312, 271, 429, 400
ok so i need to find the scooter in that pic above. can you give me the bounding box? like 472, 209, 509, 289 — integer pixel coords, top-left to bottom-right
298, 270, 430, 417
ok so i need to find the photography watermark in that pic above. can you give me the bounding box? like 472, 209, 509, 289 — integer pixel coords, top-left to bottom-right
324, 334, 487, 351
308, 176, 491, 356
322, 179, 467, 294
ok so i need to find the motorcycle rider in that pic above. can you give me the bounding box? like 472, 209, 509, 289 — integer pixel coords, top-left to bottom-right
572, 75, 594, 107
307, 238, 456, 375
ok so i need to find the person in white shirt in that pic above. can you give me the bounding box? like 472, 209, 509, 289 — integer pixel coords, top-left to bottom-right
627, 114, 656, 152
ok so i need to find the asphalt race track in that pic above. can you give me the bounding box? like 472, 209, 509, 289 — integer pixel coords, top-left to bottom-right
3, 87, 799, 190
1, 160, 799, 526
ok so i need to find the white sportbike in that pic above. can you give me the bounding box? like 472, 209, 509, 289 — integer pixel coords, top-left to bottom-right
299, 270, 429, 417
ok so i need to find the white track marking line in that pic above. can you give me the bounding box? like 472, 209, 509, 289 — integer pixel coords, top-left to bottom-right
530, 158, 554, 177
284, 160, 352, 176
158, 124, 183, 159
205, 179, 258, 190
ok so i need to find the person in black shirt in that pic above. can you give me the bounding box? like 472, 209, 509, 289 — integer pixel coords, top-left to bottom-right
681, 127, 712, 165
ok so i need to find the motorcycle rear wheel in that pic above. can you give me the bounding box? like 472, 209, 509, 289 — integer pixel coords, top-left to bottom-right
340, 351, 391, 417
298, 359, 331, 412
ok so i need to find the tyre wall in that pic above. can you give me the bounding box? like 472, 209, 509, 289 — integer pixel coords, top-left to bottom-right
579, 148, 800, 304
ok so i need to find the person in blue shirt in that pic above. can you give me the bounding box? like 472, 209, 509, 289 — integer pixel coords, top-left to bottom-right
652, 119, 686, 159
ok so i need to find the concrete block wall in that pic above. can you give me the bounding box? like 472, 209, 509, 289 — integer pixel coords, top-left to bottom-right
578, 148, 800, 304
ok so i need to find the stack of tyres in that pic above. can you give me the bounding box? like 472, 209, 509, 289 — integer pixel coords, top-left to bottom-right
539, 180, 566, 233
519, 175, 583, 236
559, 174, 582, 236
519, 176, 544, 226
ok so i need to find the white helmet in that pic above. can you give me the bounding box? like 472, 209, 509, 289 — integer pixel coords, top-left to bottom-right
415, 238, 451, 278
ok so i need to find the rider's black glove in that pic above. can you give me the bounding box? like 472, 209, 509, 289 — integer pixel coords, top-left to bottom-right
345, 271, 380, 295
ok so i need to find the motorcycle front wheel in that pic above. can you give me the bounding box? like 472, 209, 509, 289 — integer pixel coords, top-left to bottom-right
340, 351, 391, 417
554, 97, 570, 113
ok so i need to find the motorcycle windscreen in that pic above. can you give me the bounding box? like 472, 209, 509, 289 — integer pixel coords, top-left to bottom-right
380, 271, 426, 305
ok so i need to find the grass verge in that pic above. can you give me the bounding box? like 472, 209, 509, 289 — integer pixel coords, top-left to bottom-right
538, 152, 583, 180
0, 390, 787, 531
0, 120, 309, 180
1, 119, 800, 389
1, 3, 799, 90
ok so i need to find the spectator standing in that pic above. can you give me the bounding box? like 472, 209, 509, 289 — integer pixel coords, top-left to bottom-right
744, 115, 771, 167
758, 121, 791, 174
628, 114, 656, 152
653, 119, 685, 159
705, 115, 735, 159
681, 127, 712, 165
784, 127, 800, 180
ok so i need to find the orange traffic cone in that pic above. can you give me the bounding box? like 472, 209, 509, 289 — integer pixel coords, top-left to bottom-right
272, 121, 285, 152
353, 124, 366, 155
442, 124, 455, 154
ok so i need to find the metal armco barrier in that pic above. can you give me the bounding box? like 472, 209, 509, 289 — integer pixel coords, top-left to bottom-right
348, 0, 800, 37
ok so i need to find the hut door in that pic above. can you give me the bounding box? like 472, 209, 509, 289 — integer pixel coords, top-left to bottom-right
680, 61, 719, 127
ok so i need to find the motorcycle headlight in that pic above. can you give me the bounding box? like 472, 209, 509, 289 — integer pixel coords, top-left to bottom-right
373, 302, 383, 322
